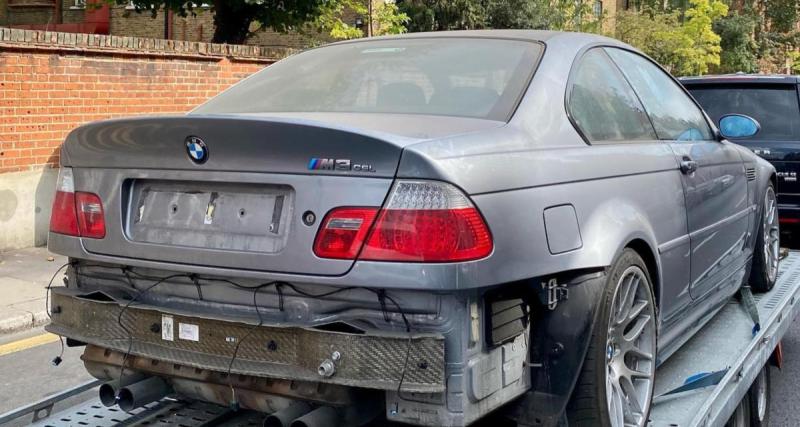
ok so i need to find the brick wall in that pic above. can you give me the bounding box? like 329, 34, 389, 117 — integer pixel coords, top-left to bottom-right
109, 5, 167, 39
0, 27, 291, 173
62, 0, 86, 25
0, 27, 291, 249
6, 6, 55, 25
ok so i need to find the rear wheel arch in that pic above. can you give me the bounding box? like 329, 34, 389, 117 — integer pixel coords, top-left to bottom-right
623, 238, 661, 312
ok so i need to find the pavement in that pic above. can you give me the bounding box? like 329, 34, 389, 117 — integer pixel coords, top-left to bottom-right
0, 247, 67, 336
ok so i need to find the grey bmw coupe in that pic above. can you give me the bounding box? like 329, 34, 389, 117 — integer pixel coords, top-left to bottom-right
46, 31, 778, 427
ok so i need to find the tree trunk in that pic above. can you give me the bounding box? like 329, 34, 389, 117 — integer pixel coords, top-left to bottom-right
212, 0, 255, 44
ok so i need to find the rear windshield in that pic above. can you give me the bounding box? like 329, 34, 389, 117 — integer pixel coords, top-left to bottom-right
687, 84, 800, 140
194, 38, 542, 121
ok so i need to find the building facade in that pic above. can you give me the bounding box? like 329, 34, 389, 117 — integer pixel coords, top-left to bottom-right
0, 0, 341, 48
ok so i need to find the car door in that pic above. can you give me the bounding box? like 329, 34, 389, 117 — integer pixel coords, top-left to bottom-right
566, 48, 692, 327
607, 48, 750, 301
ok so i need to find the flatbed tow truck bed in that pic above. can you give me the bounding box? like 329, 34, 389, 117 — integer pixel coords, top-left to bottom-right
4, 252, 800, 427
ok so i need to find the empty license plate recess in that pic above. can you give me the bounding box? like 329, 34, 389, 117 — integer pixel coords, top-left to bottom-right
126, 180, 293, 253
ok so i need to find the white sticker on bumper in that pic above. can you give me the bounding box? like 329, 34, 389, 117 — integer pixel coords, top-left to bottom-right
161, 315, 174, 341
179, 322, 200, 342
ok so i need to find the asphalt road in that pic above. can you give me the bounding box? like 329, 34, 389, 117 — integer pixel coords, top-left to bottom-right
0, 329, 94, 416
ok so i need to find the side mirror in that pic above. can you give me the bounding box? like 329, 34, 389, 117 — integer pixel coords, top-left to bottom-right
718, 114, 760, 139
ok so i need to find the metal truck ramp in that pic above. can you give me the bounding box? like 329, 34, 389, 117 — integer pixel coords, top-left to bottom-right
649, 252, 800, 426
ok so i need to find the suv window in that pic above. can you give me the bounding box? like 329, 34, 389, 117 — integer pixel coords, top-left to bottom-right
567, 48, 657, 143
606, 48, 713, 141
687, 84, 800, 141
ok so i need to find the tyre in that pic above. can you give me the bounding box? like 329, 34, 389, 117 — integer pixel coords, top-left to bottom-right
747, 365, 770, 426
750, 184, 779, 292
566, 249, 657, 427
726, 397, 751, 427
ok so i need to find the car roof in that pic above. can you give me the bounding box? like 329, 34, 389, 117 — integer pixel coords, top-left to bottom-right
680, 74, 800, 85
326, 29, 627, 48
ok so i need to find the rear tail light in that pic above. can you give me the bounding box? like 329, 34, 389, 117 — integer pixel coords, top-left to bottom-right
49, 168, 79, 236
313, 181, 493, 262
49, 168, 106, 239
313, 208, 379, 259
76, 192, 106, 238
361, 181, 493, 262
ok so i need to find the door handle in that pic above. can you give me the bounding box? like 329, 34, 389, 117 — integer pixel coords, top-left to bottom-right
680, 157, 698, 175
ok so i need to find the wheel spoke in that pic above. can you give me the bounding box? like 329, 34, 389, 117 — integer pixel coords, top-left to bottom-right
627, 346, 654, 361
625, 299, 648, 326
616, 275, 640, 326
609, 377, 626, 427
619, 375, 643, 417
623, 315, 650, 342
615, 275, 635, 325
623, 364, 652, 379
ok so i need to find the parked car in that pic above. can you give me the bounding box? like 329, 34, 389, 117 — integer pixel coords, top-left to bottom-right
682, 75, 800, 235
46, 31, 777, 427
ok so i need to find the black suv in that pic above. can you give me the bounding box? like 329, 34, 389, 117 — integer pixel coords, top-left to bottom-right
682, 75, 800, 231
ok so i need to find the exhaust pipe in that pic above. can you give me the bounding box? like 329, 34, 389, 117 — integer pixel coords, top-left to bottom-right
263, 401, 313, 427
290, 406, 339, 427
98, 373, 147, 407
116, 377, 172, 411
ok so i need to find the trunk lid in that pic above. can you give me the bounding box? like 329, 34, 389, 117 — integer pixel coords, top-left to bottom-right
60, 115, 456, 275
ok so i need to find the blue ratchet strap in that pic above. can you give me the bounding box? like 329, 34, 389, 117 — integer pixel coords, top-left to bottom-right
739, 285, 761, 336
655, 368, 730, 399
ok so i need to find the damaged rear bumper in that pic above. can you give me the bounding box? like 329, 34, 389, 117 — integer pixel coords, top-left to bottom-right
46, 261, 606, 427
47, 288, 446, 393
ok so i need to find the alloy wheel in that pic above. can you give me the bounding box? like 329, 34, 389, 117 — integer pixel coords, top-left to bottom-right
763, 187, 780, 284
606, 266, 656, 427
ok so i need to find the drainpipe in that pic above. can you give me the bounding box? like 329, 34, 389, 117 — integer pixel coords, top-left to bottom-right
54, 0, 62, 24
163, 0, 170, 39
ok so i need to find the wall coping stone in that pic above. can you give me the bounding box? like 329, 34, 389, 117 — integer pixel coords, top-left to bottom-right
0, 26, 294, 62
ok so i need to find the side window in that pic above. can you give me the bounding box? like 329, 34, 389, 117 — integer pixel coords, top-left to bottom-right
567, 49, 657, 144
605, 48, 714, 141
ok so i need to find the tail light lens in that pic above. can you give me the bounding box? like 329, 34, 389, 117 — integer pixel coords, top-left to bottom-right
76, 192, 106, 238
361, 181, 493, 262
313, 207, 379, 259
313, 181, 493, 262
49, 168, 79, 236
49, 168, 106, 239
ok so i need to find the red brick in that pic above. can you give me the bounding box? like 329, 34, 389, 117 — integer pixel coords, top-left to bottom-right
0, 30, 276, 173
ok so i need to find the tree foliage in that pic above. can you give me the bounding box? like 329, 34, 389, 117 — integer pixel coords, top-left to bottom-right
614, 0, 727, 75
311, 0, 409, 40
398, 0, 489, 31
713, 11, 758, 73
681, 0, 728, 73
397, 0, 600, 33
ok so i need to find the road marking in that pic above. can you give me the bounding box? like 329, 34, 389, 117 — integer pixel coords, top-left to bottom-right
0, 333, 59, 356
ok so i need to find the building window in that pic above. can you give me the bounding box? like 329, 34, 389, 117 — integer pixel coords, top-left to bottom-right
71, 0, 85, 9
125, 1, 209, 9
593, 0, 603, 18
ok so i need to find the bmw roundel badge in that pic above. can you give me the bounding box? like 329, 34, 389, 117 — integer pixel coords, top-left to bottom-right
185, 136, 208, 164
